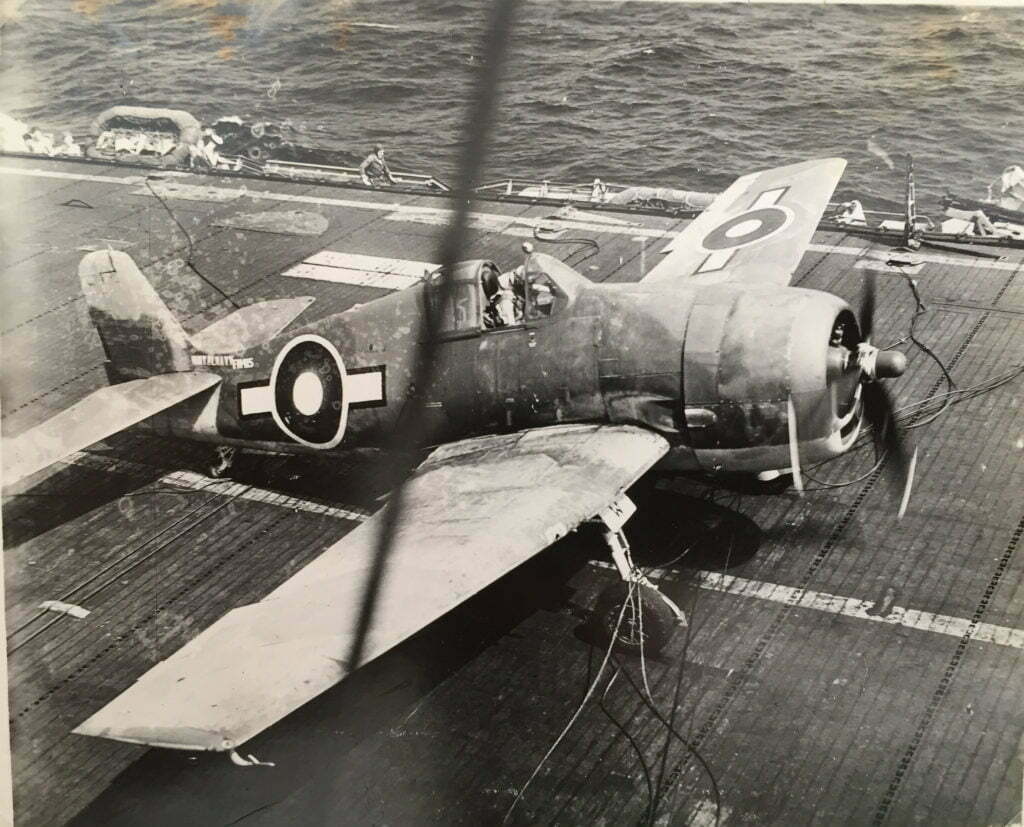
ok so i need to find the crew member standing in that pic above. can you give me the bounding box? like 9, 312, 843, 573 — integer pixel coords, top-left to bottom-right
360, 144, 396, 186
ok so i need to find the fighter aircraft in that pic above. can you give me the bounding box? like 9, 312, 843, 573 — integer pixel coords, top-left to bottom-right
3, 155, 912, 757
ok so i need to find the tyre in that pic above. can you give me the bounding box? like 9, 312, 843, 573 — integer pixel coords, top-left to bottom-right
593, 581, 676, 657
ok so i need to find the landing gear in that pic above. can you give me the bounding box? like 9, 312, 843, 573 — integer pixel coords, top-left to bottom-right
594, 579, 678, 657
753, 469, 796, 495
592, 508, 687, 657
209, 446, 237, 478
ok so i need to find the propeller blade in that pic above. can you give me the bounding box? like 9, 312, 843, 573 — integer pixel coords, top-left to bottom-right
898, 447, 918, 519
348, 0, 522, 673
787, 396, 804, 494
860, 270, 876, 344
861, 380, 915, 516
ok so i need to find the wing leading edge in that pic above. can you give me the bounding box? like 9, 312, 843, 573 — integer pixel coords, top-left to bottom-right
642, 157, 846, 287
73, 424, 669, 751
2, 372, 221, 488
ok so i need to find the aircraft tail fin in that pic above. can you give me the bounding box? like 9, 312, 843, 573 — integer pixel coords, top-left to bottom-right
79, 250, 194, 379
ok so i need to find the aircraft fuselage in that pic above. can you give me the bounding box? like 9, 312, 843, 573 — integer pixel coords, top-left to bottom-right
144, 253, 863, 475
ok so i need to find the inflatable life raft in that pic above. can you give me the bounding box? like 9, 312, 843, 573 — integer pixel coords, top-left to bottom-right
86, 105, 201, 166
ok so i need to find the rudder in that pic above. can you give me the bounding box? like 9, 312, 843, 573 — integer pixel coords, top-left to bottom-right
80, 250, 193, 379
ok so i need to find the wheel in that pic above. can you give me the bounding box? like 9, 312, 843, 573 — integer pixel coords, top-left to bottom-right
593, 581, 676, 657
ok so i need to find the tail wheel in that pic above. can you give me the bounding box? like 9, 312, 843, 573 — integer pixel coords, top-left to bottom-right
594, 581, 676, 657
209, 447, 236, 479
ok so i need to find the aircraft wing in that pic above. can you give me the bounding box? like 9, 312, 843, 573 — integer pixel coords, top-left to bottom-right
2, 372, 221, 488
642, 157, 846, 286
74, 423, 669, 751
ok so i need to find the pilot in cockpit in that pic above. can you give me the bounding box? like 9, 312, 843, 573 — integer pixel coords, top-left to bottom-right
483, 263, 524, 327
484, 243, 559, 328
528, 276, 554, 317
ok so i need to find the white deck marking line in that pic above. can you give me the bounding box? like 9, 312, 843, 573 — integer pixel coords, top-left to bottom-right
283, 251, 437, 289
552, 208, 641, 226
0, 168, 134, 185
0, 165, 673, 240
590, 560, 1024, 650
40, 448, 1024, 650
6, 165, 1024, 261
0, 166, 190, 185
162, 469, 373, 521
535, 218, 667, 238
853, 259, 925, 275
55, 451, 372, 522
132, 182, 242, 202
807, 242, 1022, 272
306, 251, 438, 278
0, 163, 404, 211
283, 263, 422, 290
387, 208, 669, 239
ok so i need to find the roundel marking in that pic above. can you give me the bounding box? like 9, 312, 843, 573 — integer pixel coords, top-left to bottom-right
724, 218, 763, 239
269, 334, 349, 449
702, 206, 793, 251
292, 371, 325, 416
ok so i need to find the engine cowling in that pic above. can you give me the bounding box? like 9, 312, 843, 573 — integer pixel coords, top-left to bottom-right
680, 285, 863, 473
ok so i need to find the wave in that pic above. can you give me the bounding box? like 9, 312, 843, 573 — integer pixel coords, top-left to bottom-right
5, 0, 1024, 209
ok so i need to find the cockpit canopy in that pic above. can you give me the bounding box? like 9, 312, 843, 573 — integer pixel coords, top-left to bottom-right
524, 252, 588, 300
425, 254, 585, 337
425, 262, 487, 335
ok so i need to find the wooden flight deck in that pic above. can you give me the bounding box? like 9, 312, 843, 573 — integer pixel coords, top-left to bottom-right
1, 154, 1022, 826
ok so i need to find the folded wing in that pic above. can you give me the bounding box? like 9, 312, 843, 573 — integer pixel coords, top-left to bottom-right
2, 372, 221, 487
642, 157, 846, 287
74, 424, 668, 751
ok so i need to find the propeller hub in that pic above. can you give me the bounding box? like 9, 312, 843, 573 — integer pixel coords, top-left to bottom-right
874, 349, 907, 379
856, 343, 907, 380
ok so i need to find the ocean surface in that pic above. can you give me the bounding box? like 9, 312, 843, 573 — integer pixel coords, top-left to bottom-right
2, 1, 1024, 211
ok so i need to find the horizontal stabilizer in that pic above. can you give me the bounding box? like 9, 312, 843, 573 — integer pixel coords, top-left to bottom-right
2, 372, 221, 488
189, 297, 315, 355
73, 424, 669, 751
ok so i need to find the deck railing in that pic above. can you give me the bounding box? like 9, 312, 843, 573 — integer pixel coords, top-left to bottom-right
259, 158, 451, 191
218, 154, 266, 175
474, 177, 633, 201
